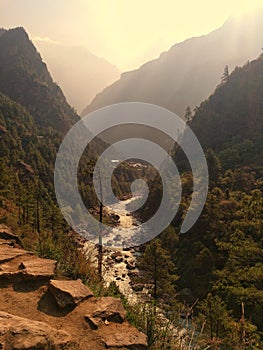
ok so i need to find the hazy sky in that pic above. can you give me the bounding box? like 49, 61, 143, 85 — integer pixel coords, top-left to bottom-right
0, 0, 262, 70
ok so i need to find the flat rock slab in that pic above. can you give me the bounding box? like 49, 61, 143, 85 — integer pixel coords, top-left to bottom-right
0, 244, 30, 263
0, 253, 56, 281
49, 278, 94, 308
99, 322, 147, 349
0, 311, 71, 349
20, 256, 57, 279
84, 296, 126, 329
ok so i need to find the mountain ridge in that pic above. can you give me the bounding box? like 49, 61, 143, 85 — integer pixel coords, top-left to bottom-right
82, 9, 263, 118
0, 27, 79, 133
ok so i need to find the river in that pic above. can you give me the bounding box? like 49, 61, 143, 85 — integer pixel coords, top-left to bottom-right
83, 197, 142, 303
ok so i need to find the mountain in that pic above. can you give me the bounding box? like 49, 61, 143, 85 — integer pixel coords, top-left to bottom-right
0, 27, 93, 217
82, 7, 263, 119
190, 54, 263, 168
34, 39, 120, 113
0, 27, 82, 196
0, 26, 141, 219
0, 27, 79, 133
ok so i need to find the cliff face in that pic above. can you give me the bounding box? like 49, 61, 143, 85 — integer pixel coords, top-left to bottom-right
0, 225, 147, 350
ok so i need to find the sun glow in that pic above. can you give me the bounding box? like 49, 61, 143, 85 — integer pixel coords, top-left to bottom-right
0, 0, 263, 70
232, 0, 263, 16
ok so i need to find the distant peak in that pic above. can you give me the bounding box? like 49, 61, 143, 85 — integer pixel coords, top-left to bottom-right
0, 27, 29, 43
5, 27, 29, 39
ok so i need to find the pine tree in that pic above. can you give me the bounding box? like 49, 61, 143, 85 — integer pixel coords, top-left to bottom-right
184, 106, 193, 124
206, 148, 222, 187
198, 293, 231, 339
138, 239, 178, 303
221, 65, 229, 83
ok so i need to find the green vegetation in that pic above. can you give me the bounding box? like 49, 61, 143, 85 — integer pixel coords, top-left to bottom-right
137, 238, 178, 303
133, 55, 263, 348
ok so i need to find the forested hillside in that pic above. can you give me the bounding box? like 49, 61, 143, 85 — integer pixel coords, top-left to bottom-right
191, 56, 263, 167
0, 27, 79, 132
0, 28, 82, 245
136, 55, 263, 348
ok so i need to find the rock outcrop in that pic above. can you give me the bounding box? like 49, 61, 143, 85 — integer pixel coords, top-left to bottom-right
49, 279, 94, 308
0, 243, 56, 282
100, 323, 147, 349
84, 296, 127, 329
0, 311, 72, 349
0, 227, 148, 349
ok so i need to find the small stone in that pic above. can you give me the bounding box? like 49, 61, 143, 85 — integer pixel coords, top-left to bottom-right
126, 262, 136, 270
115, 256, 123, 263
18, 262, 26, 270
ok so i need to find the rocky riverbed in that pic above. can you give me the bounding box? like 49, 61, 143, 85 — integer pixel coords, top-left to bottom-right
83, 197, 145, 304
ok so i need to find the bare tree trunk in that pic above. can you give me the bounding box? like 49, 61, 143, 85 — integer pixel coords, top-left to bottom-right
98, 200, 103, 278
240, 302, 246, 345
98, 170, 103, 278
209, 299, 213, 339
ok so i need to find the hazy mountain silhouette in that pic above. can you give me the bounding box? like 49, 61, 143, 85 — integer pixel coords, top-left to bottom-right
82, 7, 263, 119
34, 40, 120, 113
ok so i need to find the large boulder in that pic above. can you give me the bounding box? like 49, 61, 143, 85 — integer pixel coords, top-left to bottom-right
49, 279, 94, 308
99, 322, 147, 349
84, 296, 126, 329
0, 311, 71, 349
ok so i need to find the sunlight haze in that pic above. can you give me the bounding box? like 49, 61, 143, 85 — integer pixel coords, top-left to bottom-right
0, 0, 262, 69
